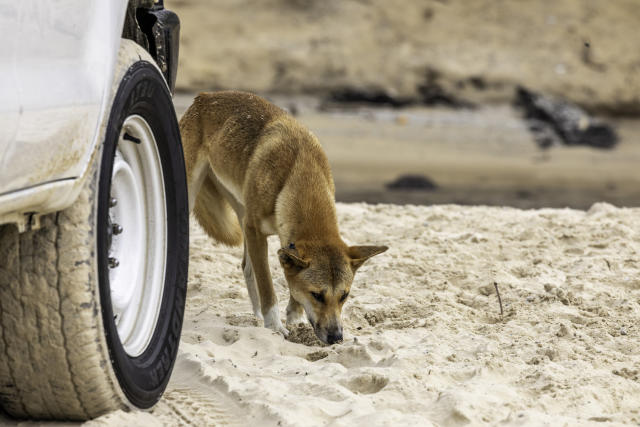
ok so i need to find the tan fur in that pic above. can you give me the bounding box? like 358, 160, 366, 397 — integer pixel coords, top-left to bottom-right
180, 91, 387, 343
192, 172, 243, 246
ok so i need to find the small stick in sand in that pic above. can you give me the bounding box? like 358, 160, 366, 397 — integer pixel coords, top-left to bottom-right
493, 281, 503, 316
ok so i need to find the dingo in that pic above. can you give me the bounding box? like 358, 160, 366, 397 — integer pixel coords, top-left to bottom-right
180, 91, 387, 344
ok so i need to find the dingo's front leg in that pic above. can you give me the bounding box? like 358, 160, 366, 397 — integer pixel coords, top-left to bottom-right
241, 242, 262, 320
244, 224, 288, 337
286, 296, 305, 326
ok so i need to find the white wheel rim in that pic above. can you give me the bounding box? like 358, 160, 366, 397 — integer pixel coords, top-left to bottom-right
108, 115, 167, 357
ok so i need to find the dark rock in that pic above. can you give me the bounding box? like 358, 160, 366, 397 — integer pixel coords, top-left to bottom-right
418, 68, 475, 108
469, 76, 487, 90
527, 119, 562, 148
515, 87, 618, 149
328, 88, 412, 108
325, 68, 477, 109
516, 189, 533, 199
386, 174, 438, 191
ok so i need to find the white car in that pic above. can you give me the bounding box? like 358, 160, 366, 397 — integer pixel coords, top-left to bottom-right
0, 0, 188, 420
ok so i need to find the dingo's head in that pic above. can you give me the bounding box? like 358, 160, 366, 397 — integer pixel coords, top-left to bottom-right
278, 242, 387, 344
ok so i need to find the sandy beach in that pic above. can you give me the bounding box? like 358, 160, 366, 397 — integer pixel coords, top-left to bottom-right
3, 1, 640, 425
79, 202, 640, 426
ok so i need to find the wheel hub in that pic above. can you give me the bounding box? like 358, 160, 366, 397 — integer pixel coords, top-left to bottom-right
107, 115, 167, 357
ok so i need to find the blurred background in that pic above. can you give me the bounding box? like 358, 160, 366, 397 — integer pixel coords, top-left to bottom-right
170, 0, 640, 209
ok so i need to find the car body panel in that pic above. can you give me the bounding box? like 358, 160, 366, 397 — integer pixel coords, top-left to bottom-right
0, 0, 128, 224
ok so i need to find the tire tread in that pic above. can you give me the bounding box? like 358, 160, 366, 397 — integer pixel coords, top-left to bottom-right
0, 160, 125, 420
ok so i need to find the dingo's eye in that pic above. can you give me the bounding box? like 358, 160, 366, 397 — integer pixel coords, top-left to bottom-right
340, 291, 349, 303
311, 291, 325, 304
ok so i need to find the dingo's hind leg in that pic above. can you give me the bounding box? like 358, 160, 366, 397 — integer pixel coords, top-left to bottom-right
188, 158, 209, 212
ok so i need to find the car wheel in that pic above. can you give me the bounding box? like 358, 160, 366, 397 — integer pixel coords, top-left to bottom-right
0, 41, 188, 420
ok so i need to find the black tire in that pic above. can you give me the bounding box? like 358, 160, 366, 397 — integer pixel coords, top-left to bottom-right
0, 59, 188, 420
97, 60, 189, 409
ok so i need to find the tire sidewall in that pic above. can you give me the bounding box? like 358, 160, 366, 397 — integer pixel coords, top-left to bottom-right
97, 61, 189, 409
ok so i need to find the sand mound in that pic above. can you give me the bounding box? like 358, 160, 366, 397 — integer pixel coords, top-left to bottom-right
87, 202, 639, 426
286, 323, 327, 348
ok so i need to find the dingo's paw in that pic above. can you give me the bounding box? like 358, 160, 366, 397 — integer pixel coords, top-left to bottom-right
274, 324, 290, 337
286, 310, 306, 326
263, 305, 289, 337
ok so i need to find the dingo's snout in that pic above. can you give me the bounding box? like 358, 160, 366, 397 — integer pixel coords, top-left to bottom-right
326, 327, 343, 344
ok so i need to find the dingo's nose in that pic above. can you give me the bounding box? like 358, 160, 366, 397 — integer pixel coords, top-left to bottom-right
326, 331, 343, 344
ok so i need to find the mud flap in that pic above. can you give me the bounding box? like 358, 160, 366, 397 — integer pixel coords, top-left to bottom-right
125, 1, 180, 93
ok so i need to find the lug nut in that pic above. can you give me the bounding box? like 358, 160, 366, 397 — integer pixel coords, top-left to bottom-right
108, 257, 119, 268
112, 223, 123, 235
109, 197, 117, 208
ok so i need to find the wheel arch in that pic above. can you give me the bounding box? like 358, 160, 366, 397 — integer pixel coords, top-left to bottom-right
0, 39, 167, 231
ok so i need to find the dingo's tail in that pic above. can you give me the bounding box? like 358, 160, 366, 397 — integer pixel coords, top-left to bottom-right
193, 174, 243, 246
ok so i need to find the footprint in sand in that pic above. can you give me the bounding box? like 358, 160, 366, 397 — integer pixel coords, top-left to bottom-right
332, 343, 375, 368
340, 372, 389, 394
306, 350, 329, 361
225, 313, 259, 327
221, 328, 240, 345
327, 341, 398, 368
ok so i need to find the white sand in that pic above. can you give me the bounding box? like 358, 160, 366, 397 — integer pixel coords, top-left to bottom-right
89, 202, 640, 426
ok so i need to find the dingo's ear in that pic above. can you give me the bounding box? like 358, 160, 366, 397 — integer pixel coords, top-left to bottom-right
348, 245, 388, 271
278, 248, 310, 273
